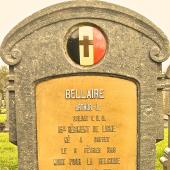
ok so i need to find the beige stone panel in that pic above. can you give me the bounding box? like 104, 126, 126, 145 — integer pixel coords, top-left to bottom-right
36, 76, 137, 170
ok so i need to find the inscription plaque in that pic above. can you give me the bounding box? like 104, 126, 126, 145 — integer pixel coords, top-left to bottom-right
36, 76, 137, 170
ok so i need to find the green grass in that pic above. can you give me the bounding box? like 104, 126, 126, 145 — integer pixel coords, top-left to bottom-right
0, 109, 7, 114
0, 114, 7, 123
156, 128, 168, 170
0, 129, 168, 170
0, 133, 18, 170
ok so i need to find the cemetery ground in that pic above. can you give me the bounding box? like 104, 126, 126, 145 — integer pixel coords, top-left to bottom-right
0, 112, 168, 170
0, 114, 6, 123
0, 133, 18, 170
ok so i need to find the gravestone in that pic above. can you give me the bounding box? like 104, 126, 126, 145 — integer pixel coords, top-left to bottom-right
0, 93, 2, 109
0, 1, 170, 170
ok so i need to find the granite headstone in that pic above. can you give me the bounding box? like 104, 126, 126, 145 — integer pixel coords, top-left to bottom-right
0, 1, 170, 170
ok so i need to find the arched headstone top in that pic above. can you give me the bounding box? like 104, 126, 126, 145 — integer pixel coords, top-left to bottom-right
0, 0, 169, 65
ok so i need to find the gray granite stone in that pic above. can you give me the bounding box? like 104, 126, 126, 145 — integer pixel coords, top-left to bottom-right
0, 1, 170, 170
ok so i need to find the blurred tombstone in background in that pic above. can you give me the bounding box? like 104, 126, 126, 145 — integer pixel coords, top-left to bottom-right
0, 92, 2, 110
